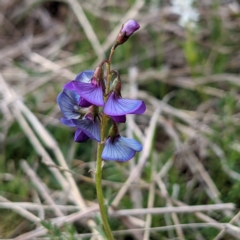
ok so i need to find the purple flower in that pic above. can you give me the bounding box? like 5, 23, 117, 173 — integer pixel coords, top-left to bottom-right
57, 84, 100, 143
121, 20, 140, 37
103, 92, 146, 117
102, 136, 142, 161
64, 70, 104, 107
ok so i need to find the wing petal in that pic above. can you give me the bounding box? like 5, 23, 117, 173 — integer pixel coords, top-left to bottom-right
102, 138, 136, 162
78, 97, 92, 107
57, 91, 81, 119
75, 70, 94, 83
110, 115, 126, 123
118, 136, 142, 152
72, 118, 100, 142
104, 93, 145, 116
70, 81, 104, 107
60, 118, 76, 127
74, 128, 89, 142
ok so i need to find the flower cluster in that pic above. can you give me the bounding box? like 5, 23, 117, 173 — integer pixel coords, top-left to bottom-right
57, 20, 145, 162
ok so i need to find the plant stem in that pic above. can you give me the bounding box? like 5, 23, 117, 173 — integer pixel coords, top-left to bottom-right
94, 49, 115, 240
95, 142, 114, 240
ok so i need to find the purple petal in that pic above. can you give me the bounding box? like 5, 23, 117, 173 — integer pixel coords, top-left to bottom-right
121, 20, 140, 37
75, 70, 94, 83
74, 128, 89, 142
103, 93, 146, 116
78, 97, 92, 108
130, 101, 146, 114
102, 138, 136, 162
67, 81, 104, 107
60, 118, 76, 127
118, 136, 142, 152
72, 118, 100, 142
110, 115, 126, 123
63, 70, 94, 92
64, 81, 76, 91
57, 91, 81, 119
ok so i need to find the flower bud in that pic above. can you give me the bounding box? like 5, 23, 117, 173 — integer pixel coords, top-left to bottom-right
93, 66, 104, 82
91, 65, 105, 93
122, 20, 140, 37
115, 20, 140, 46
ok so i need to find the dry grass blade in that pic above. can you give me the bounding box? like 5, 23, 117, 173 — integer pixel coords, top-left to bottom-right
12, 205, 99, 240
24, 223, 240, 239
0, 74, 69, 190
0, 196, 41, 224
127, 67, 143, 211
0, 25, 64, 61
20, 160, 64, 217
66, 0, 105, 59
156, 172, 185, 239
168, 196, 240, 239
110, 203, 236, 217
29, 52, 75, 79
213, 210, 240, 240
143, 181, 155, 240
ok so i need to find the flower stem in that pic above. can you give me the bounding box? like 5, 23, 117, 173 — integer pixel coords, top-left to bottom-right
95, 142, 114, 240
109, 46, 115, 66
94, 49, 116, 240
95, 111, 113, 239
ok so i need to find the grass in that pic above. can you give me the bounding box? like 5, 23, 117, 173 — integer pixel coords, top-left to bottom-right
1, 0, 240, 239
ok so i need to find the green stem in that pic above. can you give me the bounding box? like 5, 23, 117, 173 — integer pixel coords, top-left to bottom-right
106, 47, 115, 95
95, 141, 113, 240
95, 48, 115, 240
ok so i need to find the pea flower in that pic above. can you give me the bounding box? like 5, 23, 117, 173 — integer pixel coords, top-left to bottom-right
64, 68, 104, 107
104, 92, 146, 117
57, 89, 100, 142
102, 135, 142, 162
103, 78, 146, 118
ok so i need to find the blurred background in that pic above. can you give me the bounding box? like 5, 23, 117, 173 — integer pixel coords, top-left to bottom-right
1, 0, 240, 239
